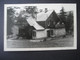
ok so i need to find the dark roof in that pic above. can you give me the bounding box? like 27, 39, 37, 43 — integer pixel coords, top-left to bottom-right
37, 10, 61, 28
37, 21, 46, 28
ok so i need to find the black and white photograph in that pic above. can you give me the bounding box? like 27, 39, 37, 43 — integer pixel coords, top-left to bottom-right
4, 4, 77, 51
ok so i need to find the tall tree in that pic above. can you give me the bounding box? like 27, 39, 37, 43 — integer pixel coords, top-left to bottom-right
7, 7, 15, 35
59, 7, 67, 23
67, 11, 73, 25
66, 11, 73, 34
59, 7, 73, 35
59, 7, 70, 35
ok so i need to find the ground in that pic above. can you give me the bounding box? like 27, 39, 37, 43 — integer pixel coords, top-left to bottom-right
7, 35, 74, 48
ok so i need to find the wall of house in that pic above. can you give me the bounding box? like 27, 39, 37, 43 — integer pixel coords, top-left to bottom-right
32, 28, 65, 39
53, 28, 66, 36
32, 30, 47, 39
36, 30, 47, 39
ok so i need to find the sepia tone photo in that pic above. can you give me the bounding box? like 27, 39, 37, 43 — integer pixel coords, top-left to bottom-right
4, 4, 77, 51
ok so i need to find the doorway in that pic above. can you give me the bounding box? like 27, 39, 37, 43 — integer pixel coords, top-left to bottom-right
47, 30, 53, 37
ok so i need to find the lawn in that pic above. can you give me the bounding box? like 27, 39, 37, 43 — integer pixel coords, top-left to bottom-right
7, 35, 74, 48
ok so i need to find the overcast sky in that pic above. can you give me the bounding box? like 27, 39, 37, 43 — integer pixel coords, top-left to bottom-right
37, 4, 76, 13
6, 4, 76, 13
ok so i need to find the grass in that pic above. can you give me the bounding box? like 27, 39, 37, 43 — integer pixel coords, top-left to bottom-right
7, 35, 74, 48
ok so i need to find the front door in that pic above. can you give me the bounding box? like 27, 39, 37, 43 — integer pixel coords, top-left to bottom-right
47, 30, 53, 37
47, 30, 50, 37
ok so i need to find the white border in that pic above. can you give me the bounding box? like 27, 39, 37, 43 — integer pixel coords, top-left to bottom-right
4, 3, 77, 51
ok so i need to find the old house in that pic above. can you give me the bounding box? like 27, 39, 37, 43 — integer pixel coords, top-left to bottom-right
10, 9, 65, 39
26, 9, 62, 39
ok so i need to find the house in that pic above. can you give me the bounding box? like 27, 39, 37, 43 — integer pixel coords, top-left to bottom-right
26, 10, 62, 39
10, 9, 64, 40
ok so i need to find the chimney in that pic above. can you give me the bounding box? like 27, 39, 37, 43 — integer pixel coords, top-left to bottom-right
45, 8, 48, 13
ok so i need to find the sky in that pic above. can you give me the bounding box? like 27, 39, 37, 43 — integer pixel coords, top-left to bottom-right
36, 4, 76, 13
6, 4, 76, 13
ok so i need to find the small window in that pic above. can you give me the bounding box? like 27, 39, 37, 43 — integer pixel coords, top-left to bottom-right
33, 31, 36, 37
50, 30, 53, 35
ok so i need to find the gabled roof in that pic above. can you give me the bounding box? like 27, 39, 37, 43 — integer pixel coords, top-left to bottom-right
26, 10, 61, 30
26, 17, 44, 30
37, 10, 53, 21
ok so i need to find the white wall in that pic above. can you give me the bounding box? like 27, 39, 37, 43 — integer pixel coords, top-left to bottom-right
54, 28, 66, 36
33, 28, 65, 39
36, 30, 47, 39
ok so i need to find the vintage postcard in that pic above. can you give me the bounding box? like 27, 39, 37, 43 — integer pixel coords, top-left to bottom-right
4, 4, 77, 51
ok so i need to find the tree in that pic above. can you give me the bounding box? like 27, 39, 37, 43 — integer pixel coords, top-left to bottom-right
66, 11, 73, 34
59, 7, 70, 35
15, 6, 38, 39
59, 7, 67, 23
7, 6, 38, 39
16, 6, 38, 39
7, 7, 15, 35
25, 6, 37, 18
15, 10, 29, 39
59, 7, 74, 35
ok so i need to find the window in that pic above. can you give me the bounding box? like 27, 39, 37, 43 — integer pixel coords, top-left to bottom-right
50, 30, 53, 35
33, 31, 36, 37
